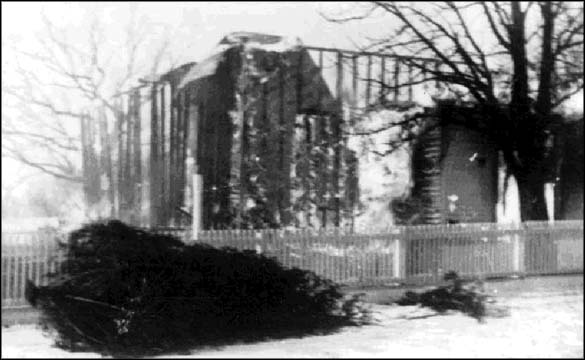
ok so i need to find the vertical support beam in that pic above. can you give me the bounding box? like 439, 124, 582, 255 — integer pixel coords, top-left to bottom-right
260, 81, 274, 226
303, 114, 312, 227
96, 107, 107, 214
380, 56, 386, 102
336, 51, 344, 102
296, 49, 304, 113
366, 55, 372, 108
149, 84, 159, 227
232, 43, 249, 229
159, 84, 167, 225
351, 55, 358, 126
126, 93, 134, 220
214, 101, 220, 227
190, 103, 199, 177
176, 90, 185, 210
173, 85, 181, 223
408, 63, 413, 102
350, 55, 358, 231
334, 50, 343, 227
317, 50, 323, 108
239, 102, 246, 228
133, 88, 142, 224
315, 114, 327, 228
394, 59, 400, 102
117, 98, 126, 221
111, 98, 120, 218
169, 82, 177, 225
278, 58, 286, 226
182, 88, 191, 221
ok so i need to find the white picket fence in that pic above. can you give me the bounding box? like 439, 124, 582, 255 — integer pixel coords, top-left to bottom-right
2, 220, 583, 309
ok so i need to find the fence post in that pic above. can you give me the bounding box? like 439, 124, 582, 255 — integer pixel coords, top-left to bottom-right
192, 173, 203, 241
512, 225, 523, 273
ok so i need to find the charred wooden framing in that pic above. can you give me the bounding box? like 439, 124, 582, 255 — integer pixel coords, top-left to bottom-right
81, 36, 448, 229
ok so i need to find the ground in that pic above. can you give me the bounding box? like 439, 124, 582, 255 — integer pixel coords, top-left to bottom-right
2, 275, 583, 358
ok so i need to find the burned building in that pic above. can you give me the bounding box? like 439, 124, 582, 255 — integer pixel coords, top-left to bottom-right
175, 32, 359, 229
82, 32, 473, 231
82, 32, 360, 229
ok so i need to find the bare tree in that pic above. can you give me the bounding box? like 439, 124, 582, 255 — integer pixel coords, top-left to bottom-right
323, 1, 584, 221
2, 9, 176, 193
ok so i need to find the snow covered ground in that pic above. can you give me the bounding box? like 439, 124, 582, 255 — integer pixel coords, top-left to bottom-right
3, 278, 582, 358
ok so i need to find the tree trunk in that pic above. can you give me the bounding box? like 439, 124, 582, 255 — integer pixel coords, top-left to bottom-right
508, 2, 550, 222
509, 2, 530, 113
535, 1, 554, 117
516, 173, 549, 221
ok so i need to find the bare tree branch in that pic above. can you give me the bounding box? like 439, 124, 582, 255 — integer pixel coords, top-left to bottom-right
481, 2, 512, 50
2, 9, 175, 186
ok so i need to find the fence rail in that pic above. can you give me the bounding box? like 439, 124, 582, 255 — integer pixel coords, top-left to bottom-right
2, 220, 583, 309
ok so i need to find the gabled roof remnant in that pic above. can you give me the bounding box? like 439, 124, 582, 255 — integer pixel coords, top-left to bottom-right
177, 31, 302, 90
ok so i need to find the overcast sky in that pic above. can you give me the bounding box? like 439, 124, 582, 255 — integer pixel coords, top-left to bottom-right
2, 2, 383, 60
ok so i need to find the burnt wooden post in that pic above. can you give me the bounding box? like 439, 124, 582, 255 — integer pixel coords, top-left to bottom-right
125, 93, 134, 222
380, 56, 386, 102
314, 50, 329, 228
191, 101, 202, 237
168, 82, 176, 225
303, 114, 312, 227
351, 55, 358, 125
111, 99, 120, 218
241, 68, 249, 229
260, 81, 273, 227
366, 55, 372, 108
333, 50, 343, 227
394, 59, 400, 102
277, 54, 286, 227
408, 63, 413, 102
149, 83, 159, 226
132, 88, 142, 224
181, 88, 191, 222
159, 85, 167, 225
230, 43, 249, 228
350, 55, 359, 232
296, 49, 304, 113
117, 98, 126, 221
317, 50, 323, 107
171, 81, 182, 226
315, 114, 327, 228
177, 89, 185, 210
